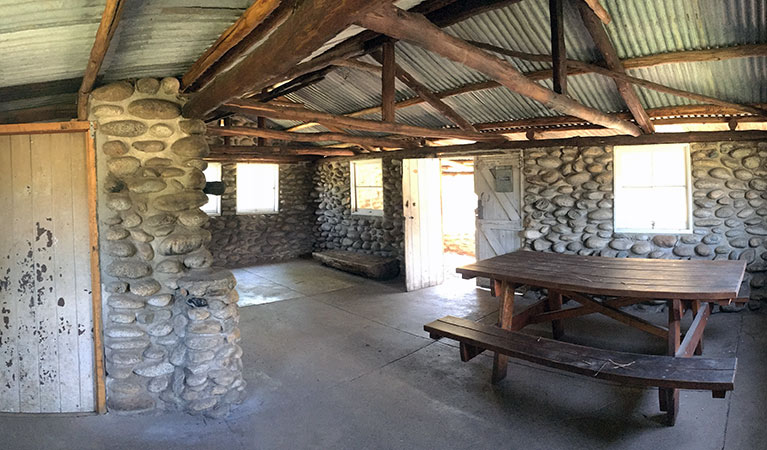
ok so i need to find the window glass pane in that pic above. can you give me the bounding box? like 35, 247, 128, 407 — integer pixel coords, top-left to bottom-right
616, 149, 652, 187
354, 160, 383, 187
201, 163, 221, 214
355, 186, 384, 210
614, 187, 654, 231
652, 148, 687, 186
236, 163, 279, 213
650, 186, 689, 230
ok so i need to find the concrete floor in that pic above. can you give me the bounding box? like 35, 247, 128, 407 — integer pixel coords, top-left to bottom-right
1, 257, 765, 450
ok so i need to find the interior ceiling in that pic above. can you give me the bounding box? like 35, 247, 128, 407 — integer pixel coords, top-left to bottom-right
0, 0, 765, 132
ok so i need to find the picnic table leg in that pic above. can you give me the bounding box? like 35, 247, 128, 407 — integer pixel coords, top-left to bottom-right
491, 280, 516, 384
546, 290, 565, 340
691, 301, 704, 356
659, 299, 682, 425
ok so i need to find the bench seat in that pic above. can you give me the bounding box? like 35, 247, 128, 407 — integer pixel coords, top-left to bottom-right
313, 250, 399, 280
425, 315, 736, 392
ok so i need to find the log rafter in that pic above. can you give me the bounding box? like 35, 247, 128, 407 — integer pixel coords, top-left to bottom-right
77, 0, 126, 119
208, 125, 415, 150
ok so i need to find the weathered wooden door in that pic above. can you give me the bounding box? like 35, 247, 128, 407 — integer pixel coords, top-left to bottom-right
0, 129, 98, 413
474, 155, 523, 285
402, 158, 444, 291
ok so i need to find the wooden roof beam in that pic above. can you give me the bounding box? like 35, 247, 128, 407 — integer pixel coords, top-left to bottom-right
210, 145, 357, 156
77, 0, 126, 119
183, 0, 392, 119
356, 4, 641, 136
575, 0, 653, 133
582, 0, 611, 24
208, 125, 415, 150
181, 0, 283, 91
550, 0, 567, 95
222, 99, 500, 141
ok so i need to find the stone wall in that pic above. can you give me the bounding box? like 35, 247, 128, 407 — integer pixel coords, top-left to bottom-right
92, 78, 244, 417
313, 158, 405, 266
522, 141, 767, 302
207, 162, 314, 267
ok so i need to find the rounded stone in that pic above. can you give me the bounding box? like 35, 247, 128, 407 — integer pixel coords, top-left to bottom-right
532, 239, 551, 251
185, 336, 222, 351
106, 194, 132, 211
144, 157, 173, 167
178, 208, 210, 227
92, 81, 134, 102
672, 246, 695, 257
107, 156, 141, 176
92, 104, 124, 118
155, 259, 184, 274
184, 169, 206, 190
149, 123, 174, 138
734, 169, 754, 181
609, 239, 632, 251
107, 241, 136, 257
651, 235, 677, 248
108, 293, 145, 309
695, 244, 713, 257
127, 178, 167, 194
105, 226, 130, 241
147, 322, 173, 337
136, 78, 160, 94
749, 179, 767, 190
135, 242, 154, 261
715, 206, 735, 218
146, 293, 173, 307
153, 191, 209, 212
587, 209, 611, 220
178, 269, 236, 297
172, 136, 210, 158
134, 361, 175, 378
585, 236, 609, 249
106, 325, 145, 338
107, 260, 152, 279
552, 195, 575, 207
631, 241, 652, 255
566, 172, 591, 185
132, 140, 166, 153
100, 120, 148, 137
161, 77, 180, 94
127, 99, 181, 119
536, 157, 560, 169
130, 278, 161, 296
184, 249, 214, 269
160, 167, 186, 178
179, 119, 206, 135
158, 233, 206, 256
743, 156, 761, 169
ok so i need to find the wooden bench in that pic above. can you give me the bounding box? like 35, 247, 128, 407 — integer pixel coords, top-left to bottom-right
425, 315, 737, 424
313, 250, 399, 280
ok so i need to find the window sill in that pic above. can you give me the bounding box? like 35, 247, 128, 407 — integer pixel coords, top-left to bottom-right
614, 229, 694, 235
352, 211, 384, 218
236, 211, 279, 216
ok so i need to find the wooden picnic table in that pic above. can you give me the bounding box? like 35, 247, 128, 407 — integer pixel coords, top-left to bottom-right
428, 250, 747, 425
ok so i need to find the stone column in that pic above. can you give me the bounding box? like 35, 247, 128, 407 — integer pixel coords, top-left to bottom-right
91, 78, 245, 417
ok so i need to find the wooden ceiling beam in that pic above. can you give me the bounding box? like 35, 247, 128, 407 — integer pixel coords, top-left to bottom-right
209, 145, 357, 156
381, 40, 397, 122
357, 4, 642, 136
222, 99, 500, 141
0, 103, 77, 125
550, 0, 567, 95
582, 0, 611, 24
183, 0, 392, 119
208, 125, 414, 150
205, 153, 319, 163
181, 0, 283, 91
575, 0, 653, 133
77, 0, 126, 119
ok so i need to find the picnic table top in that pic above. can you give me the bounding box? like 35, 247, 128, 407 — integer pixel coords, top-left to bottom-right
456, 250, 747, 300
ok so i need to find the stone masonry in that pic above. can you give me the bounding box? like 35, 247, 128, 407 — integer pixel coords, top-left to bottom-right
312, 158, 405, 267
207, 163, 314, 267
91, 78, 244, 417
522, 141, 767, 302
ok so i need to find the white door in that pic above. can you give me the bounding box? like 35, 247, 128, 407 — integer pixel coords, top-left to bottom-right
402, 158, 444, 291
475, 155, 523, 285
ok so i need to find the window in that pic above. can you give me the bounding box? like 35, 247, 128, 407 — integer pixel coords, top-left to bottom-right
613, 144, 692, 233
236, 163, 279, 214
350, 159, 384, 216
201, 162, 221, 215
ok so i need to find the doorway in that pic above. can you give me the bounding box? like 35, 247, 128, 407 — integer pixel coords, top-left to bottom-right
440, 158, 477, 279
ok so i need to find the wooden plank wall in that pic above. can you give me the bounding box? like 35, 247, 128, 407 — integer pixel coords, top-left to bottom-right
0, 132, 96, 413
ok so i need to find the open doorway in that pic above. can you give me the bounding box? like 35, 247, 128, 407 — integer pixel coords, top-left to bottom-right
440, 158, 477, 279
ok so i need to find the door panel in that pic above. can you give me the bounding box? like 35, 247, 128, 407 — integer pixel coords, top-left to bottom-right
403, 158, 444, 291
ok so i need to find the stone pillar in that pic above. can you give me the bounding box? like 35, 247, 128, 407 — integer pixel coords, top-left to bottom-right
90, 78, 245, 417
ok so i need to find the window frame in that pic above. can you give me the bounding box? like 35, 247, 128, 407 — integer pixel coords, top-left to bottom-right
613, 143, 693, 234
201, 162, 222, 216
235, 163, 280, 215
350, 159, 384, 217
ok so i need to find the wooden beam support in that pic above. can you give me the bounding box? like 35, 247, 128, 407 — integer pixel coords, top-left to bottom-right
575, 0, 653, 133
181, 0, 283, 90
357, 4, 641, 136
207, 125, 414, 150
0, 103, 77, 125
210, 144, 356, 156
222, 100, 500, 141
0, 121, 91, 136
550, 0, 567, 95
205, 154, 318, 164
381, 40, 397, 122
77, 0, 126, 120
582, 0, 611, 24
183, 0, 391, 118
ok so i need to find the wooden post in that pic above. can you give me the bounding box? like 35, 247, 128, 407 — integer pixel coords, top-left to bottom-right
547, 290, 565, 339
257, 116, 267, 147
660, 299, 682, 425
382, 40, 397, 122
491, 281, 516, 384
550, 0, 567, 95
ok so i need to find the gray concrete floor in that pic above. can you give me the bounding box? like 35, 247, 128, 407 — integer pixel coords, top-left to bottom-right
1, 258, 765, 450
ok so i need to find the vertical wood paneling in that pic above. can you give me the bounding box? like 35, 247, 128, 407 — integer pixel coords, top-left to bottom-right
0, 135, 20, 412
403, 159, 444, 291
0, 131, 95, 413
70, 133, 95, 412
30, 134, 61, 412
50, 133, 83, 412
10, 134, 42, 412
475, 156, 523, 260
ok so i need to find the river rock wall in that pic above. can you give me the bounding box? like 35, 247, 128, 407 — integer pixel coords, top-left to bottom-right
207, 162, 314, 267
91, 78, 244, 417
522, 141, 767, 302
312, 158, 405, 266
